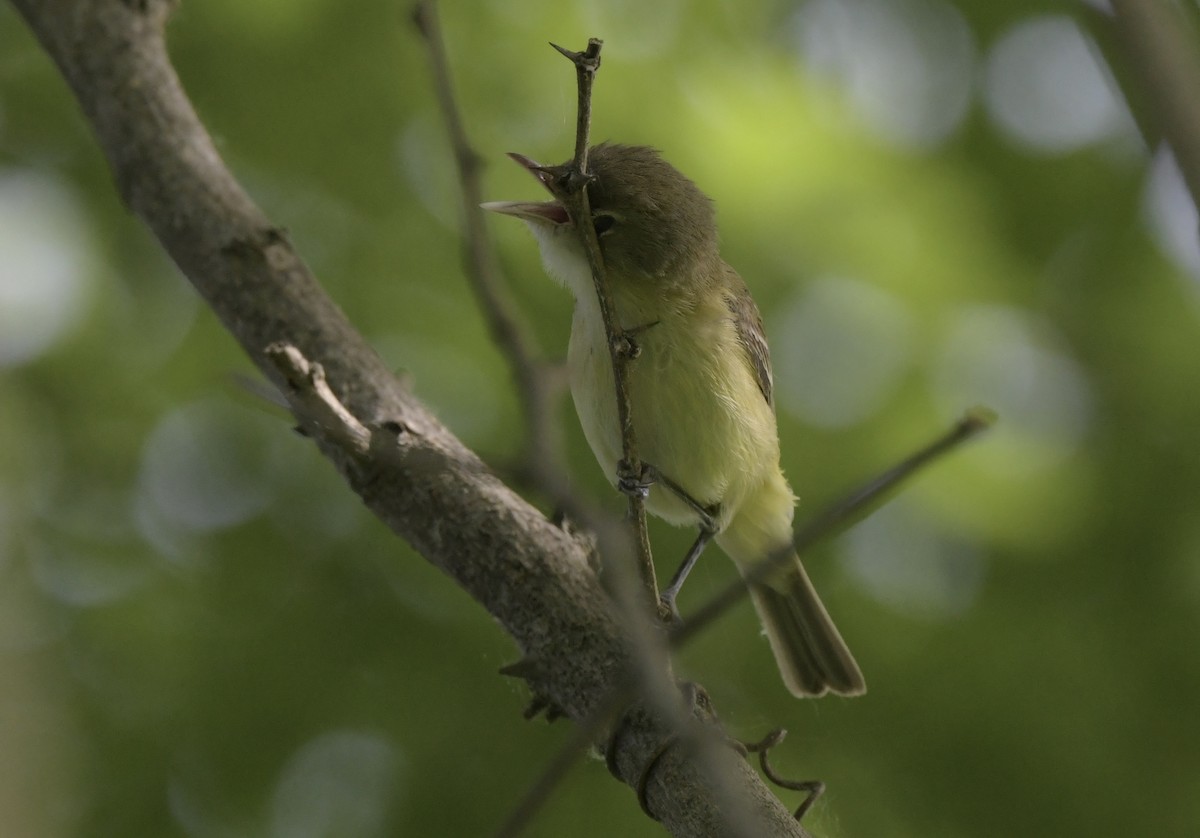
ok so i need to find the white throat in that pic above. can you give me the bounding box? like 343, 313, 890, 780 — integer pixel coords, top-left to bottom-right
523, 221, 597, 306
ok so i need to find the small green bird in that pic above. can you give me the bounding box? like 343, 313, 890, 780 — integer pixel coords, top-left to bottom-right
485, 143, 864, 697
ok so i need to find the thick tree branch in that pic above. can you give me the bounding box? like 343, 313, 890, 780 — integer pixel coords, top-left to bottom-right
1106, 0, 1200, 211
8, 1, 809, 834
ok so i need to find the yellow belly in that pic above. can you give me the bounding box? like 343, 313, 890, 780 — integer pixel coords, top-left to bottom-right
567, 291, 781, 531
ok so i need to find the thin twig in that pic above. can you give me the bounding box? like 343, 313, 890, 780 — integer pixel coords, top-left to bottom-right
412, 0, 574, 498
499, 38, 689, 836
551, 38, 660, 610
550, 37, 764, 833
671, 408, 996, 650
551, 39, 600, 174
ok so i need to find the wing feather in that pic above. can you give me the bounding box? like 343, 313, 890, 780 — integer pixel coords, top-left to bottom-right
722, 265, 773, 408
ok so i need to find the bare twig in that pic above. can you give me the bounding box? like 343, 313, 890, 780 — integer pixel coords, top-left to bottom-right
551, 38, 660, 611
1106, 0, 1200, 211
671, 408, 996, 650
411, 0, 573, 498
551, 39, 601, 174
488, 38, 680, 838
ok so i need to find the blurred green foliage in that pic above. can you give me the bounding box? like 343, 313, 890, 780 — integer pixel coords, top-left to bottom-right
2, 1, 1199, 836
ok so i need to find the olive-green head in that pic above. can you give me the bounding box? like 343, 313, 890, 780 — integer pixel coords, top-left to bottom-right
484, 143, 718, 280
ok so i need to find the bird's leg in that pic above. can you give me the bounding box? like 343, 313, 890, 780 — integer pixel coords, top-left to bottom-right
641, 465, 719, 529
659, 526, 715, 623
632, 464, 721, 622
614, 460, 720, 621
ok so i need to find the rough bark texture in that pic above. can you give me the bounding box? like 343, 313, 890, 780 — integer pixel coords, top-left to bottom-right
8, 1, 811, 835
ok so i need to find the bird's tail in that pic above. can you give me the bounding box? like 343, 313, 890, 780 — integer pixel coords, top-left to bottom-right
746, 556, 865, 697
716, 474, 865, 698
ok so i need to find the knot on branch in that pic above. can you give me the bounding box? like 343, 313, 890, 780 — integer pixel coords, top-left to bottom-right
603, 683, 725, 821
611, 332, 641, 360
550, 38, 603, 74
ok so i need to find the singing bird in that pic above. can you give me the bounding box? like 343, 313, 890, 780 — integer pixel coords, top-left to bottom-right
484, 143, 864, 697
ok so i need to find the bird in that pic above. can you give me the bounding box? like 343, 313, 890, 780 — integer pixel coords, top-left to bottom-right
483, 143, 864, 697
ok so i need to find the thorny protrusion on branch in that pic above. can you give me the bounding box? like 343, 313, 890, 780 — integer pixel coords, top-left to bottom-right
498, 658, 566, 722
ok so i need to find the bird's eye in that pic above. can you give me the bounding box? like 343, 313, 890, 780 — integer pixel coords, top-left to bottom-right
593, 214, 616, 235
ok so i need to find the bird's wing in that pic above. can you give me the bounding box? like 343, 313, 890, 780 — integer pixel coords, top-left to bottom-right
722, 264, 774, 408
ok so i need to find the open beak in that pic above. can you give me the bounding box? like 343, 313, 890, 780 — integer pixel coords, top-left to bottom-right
480, 153, 571, 225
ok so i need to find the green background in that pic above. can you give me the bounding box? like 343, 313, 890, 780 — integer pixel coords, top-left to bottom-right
2, 1, 1198, 836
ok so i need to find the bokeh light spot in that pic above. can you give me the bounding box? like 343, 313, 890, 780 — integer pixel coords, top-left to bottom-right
983, 16, 1129, 153
268, 730, 401, 838
0, 169, 92, 367
1143, 148, 1200, 286
773, 276, 915, 428
932, 305, 1092, 475
28, 486, 152, 607
842, 499, 985, 618
793, 0, 976, 148
137, 400, 276, 535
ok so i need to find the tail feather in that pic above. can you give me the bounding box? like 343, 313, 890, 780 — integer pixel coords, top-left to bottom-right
716, 472, 865, 698
748, 557, 865, 697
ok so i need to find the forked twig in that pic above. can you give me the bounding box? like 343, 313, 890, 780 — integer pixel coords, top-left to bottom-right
491, 38, 759, 838
551, 39, 602, 174
541, 43, 758, 836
